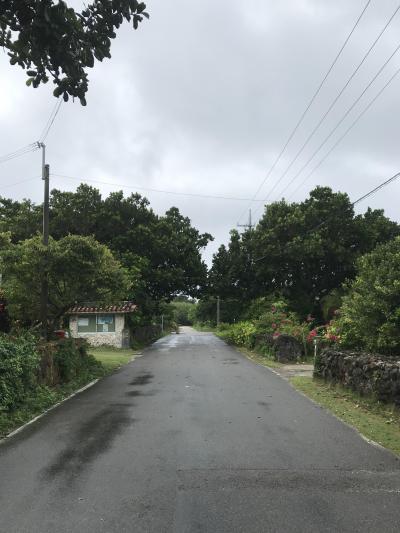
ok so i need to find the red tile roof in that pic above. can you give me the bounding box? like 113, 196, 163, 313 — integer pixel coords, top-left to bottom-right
68, 302, 137, 314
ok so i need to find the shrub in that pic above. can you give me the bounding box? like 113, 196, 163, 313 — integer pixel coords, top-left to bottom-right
335, 237, 400, 355
217, 321, 257, 348
54, 338, 102, 382
0, 334, 103, 414
0, 333, 40, 411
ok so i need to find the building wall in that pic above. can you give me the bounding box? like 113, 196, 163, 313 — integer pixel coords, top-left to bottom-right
69, 314, 126, 348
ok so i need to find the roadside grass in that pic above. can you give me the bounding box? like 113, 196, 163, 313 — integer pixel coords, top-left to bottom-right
90, 347, 139, 373
291, 376, 400, 456
235, 346, 283, 369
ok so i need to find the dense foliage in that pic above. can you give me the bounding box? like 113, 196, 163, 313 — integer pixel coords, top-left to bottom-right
0, 333, 40, 411
215, 299, 321, 359
205, 187, 399, 322
335, 237, 400, 355
54, 337, 102, 382
0, 0, 148, 104
170, 298, 196, 326
1, 234, 129, 330
0, 333, 102, 436
0, 186, 212, 325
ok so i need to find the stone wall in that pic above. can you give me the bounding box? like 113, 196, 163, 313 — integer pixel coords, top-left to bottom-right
314, 348, 400, 405
69, 314, 126, 348
132, 324, 162, 344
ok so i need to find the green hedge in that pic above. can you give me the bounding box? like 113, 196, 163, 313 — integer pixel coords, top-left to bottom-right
0, 334, 102, 414
0, 333, 40, 411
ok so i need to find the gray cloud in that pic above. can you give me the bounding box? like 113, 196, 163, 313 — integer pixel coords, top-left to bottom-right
1, 0, 400, 264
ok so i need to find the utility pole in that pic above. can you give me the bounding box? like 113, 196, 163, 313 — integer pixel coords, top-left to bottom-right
237, 209, 253, 232
39, 142, 49, 338
216, 296, 220, 327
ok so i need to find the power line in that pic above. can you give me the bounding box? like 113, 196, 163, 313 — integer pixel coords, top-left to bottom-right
0, 176, 41, 192
353, 170, 400, 205
39, 99, 62, 143
274, 41, 400, 201
51, 173, 267, 202
254, 170, 400, 263
0, 143, 39, 165
236, 0, 372, 224
0, 99, 62, 167
255, 2, 400, 214
288, 64, 400, 199
303, 172, 400, 234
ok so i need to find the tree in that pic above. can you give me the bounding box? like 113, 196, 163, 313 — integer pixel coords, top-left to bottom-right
0, 197, 41, 243
0, 233, 11, 332
0, 186, 213, 318
0, 0, 149, 104
336, 236, 400, 355
253, 187, 400, 318
146, 207, 212, 301
2, 234, 129, 329
170, 299, 196, 326
202, 186, 400, 323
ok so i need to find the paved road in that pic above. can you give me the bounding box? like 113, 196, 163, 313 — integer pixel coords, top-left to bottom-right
1, 328, 400, 532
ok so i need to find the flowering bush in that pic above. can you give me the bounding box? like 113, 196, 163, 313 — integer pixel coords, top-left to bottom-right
217, 299, 343, 358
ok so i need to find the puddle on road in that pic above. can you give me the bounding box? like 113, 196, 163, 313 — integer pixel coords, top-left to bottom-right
129, 372, 154, 386
40, 403, 134, 484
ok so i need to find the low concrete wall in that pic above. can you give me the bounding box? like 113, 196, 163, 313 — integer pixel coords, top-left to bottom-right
314, 348, 400, 405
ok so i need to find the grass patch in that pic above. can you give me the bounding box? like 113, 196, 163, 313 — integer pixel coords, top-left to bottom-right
291, 376, 400, 456
235, 346, 283, 368
90, 347, 139, 373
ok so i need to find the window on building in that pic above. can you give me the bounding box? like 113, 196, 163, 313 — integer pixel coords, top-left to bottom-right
78, 315, 96, 333
77, 314, 115, 333
96, 314, 115, 332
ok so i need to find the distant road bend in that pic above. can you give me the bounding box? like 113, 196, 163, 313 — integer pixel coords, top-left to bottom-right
1, 327, 400, 532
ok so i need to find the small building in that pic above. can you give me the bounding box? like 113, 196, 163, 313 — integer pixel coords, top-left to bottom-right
68, 302, 137, 348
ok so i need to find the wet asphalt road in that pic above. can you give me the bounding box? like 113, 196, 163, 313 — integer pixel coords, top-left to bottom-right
1, 328, 400, 533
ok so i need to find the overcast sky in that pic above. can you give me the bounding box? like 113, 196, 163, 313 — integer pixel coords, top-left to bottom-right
1, 0, 400, 264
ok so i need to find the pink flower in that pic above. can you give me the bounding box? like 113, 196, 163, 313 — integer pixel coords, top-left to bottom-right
271, 323, 277, 329
327, 334, 339, 342
307, 329, 317, 342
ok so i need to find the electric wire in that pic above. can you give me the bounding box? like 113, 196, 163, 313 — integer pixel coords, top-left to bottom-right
287, 65, 400, 199
302, 172, 400, 234
0, 176, 40, 191
236, 0, 372, 224
0, 98, 62, 167
353, 171, 400, 205
272, 42, 400, 202
39, 99, 62, 143
51, 173, 266, 202
0, 143, 39, 164
254, 170, 400, 263
254, 2, 400, 215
